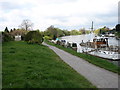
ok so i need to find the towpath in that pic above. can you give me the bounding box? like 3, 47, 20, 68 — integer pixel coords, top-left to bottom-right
43, 42, 119, 88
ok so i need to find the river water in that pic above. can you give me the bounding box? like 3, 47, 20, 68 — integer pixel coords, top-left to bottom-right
61, 33, 119, 46
61, 33, 120, 66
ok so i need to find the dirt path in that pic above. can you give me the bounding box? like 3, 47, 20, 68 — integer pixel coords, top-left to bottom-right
43, 42, 119, 88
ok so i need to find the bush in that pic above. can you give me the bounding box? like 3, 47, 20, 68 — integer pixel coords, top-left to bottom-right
21, 34, 26, 40
25, 31, 43, 44
43, 36, 52, 40
2, 32, 14, 42
115, 32, 120, 38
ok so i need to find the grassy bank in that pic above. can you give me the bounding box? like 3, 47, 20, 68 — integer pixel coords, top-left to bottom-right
45, 41, 120, 74
2, 41, 96, 88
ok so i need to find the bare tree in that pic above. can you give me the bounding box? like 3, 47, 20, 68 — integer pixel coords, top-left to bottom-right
19, 19, 33, 31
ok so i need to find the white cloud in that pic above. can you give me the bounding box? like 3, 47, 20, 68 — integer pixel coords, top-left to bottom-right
0, 0, 119, 31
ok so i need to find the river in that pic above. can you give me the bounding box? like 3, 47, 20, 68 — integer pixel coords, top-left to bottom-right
61, 33, 119, 46
60, 33, 120, 66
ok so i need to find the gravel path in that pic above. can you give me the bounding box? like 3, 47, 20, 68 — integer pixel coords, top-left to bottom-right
43, 42, 119, 88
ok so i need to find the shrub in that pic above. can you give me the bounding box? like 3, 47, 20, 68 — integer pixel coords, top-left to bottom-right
2, 32, 14, 42
115, 32, 120, 38
21, 34, 26, 40
25, 31, 43, 44
43, 36, 52, 40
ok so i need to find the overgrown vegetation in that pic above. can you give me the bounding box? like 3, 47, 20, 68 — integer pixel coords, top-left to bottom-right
2, 32, 14, 42
43, 25, 91, 40
25, 31, 43, 44
94, 26, 111, 35
45, 40, 120, 74
94, 25, 120, 38
115, 32, 120, 38
115, 24, 120, 38
3, 41, 96, 88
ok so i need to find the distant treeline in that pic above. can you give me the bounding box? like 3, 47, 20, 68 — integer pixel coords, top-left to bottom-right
2, 25, 91, 41
43, 25, 91, 40
94, 25, 120, 38
2, 23, 120, 42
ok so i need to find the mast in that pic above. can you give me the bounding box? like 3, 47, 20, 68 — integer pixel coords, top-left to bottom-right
91, 21, 94, 32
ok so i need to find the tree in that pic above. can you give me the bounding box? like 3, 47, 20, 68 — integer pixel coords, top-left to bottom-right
99, 29, 102, 34
45, 25, 58, 40
79, 28, 86, 34
115, 24, 120, 38
70, 30, 80, 35
13, 28, 16, 31
10, 29, 13, 32
4, 27, 9, 33
47, 25, 57, 35
19, 19, 33, 31
2, 32, 14, 42
115, 24, 120, 32
62, 30, 70, 36
56, 28, 64, 37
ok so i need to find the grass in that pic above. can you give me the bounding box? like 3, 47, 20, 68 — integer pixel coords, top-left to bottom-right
2, 41, 96, 88
45, 40, 120, 74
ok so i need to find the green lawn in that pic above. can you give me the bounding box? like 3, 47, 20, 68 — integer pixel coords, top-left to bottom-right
2, 41, 96, 88
45, 40, 120, 74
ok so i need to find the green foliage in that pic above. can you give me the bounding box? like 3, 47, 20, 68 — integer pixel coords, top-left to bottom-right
2, 32, 14, 42
44, 25, 65, 40
94, 26, 110, 35
56, 28, 64, 37
25, 31, 43, 44
39, 31, 44, 37
43, 36, 52, 40
94, 29, 100, 35
115, 32, 120, 38
44, 25, 57, 39
85, 30, 91, 34
62, 30, 70, 36
70, 30, 81, 35
44, 26, 91, 39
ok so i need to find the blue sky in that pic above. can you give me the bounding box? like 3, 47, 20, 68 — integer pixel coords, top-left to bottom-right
0, 0, 119, 31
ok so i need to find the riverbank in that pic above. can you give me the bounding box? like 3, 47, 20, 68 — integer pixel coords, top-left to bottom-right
45, 40, 120, 74
43, 42, 119, 88
2, 41, 95, 88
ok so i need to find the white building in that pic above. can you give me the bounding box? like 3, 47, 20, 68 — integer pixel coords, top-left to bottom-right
15, 35, 21, 41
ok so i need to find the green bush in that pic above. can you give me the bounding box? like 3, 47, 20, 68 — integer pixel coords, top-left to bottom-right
2, 32, 14, 42
25, 31, 43, 44
115, 32, 120, 38
43, 36, 52, 40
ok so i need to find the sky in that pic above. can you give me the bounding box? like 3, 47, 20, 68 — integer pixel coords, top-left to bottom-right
0, 0, 119, 31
